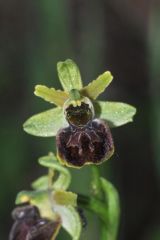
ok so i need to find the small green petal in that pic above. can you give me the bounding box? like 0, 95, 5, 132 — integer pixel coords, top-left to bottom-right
94, 101, 136, 127
54, 205, 82, 240
34, 85, 69, 107
100, 177, 120, 240
53, 190, 77, 207
23, 107, 68, 137
57, 59, 83, 92
80, 71, 113, 100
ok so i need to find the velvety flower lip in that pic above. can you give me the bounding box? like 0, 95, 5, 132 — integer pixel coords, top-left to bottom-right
56, 119, 114, 168
9, 204, 61, 240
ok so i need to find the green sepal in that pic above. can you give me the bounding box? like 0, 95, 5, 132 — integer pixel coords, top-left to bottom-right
94, 101, 136, 127
38, 154, 71, 190
23, 107, 68, 137
100, 177, 120, 240
34, 85, 69, 107
54, 204, 82, 240
57, 59, 83, 92
80, 71, 113, 100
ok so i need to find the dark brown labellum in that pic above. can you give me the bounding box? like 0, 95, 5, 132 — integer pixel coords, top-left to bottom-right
9, 205, 61, 240
56, 119, 114, 167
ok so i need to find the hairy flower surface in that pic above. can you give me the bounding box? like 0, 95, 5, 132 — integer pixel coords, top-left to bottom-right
57, 119, 114, 167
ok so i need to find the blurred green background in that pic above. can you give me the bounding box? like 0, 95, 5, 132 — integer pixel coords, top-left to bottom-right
0, 0, 160, 239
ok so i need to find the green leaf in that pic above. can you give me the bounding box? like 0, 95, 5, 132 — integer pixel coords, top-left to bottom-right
94, 101, 136, 127
34, 85, 69, 107
57, 59, 83, 92
38, 154, 71, 190
100, 177, 120, 240
80, 71, 113, 99
23, 107, 68, 137
54, 205, 82, 240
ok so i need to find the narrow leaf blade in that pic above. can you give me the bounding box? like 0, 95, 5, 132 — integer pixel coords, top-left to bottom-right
23, 107, 68, 137
57, 59, 83, 92
94, 101, 136, 127
100, 177, 120, 240
34, 85, 69, 107
80, 71, 113, 99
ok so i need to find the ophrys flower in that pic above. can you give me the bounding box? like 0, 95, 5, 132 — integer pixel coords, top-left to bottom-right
23, 59, 136, 167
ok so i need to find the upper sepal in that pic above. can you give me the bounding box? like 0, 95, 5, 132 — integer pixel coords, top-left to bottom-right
57, 59, 83, 92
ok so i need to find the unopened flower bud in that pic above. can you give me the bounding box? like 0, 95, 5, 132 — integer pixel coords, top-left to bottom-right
9, 204, 61, 240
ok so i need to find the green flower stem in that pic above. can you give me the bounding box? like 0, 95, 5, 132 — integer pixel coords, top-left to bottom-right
101, 220, 119, 240
91, 165, 107, 240
91, 165, 103, 199
79, 165, 120, 240
101, 224, 110, 240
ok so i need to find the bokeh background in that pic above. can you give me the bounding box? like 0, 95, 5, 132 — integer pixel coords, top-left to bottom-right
0, 0, 160, 239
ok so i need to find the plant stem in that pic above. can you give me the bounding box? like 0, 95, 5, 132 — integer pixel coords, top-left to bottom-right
91, 165, 103, 199
101, 224, 110, 240
79, 165, 120, 240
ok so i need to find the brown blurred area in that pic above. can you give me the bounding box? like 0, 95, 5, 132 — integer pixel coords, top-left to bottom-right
0, 0, 160, 239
